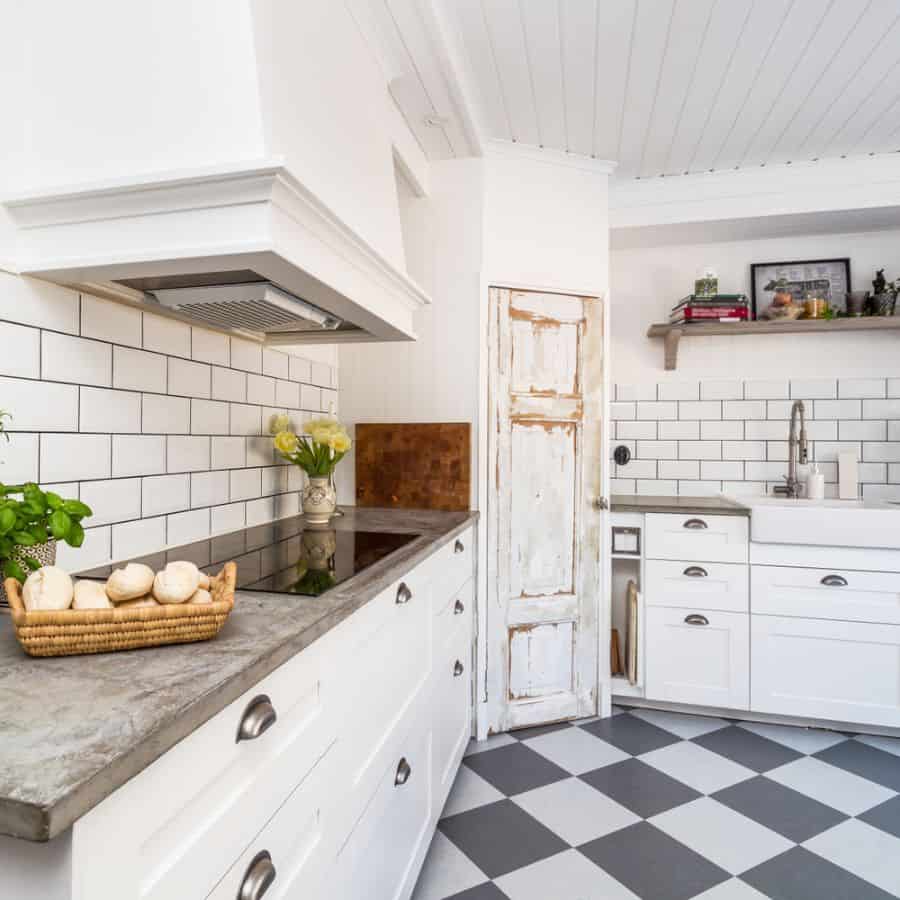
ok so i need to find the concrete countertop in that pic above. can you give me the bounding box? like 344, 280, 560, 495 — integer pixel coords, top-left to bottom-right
0, 507, 477, 842
611, 494, 751, 517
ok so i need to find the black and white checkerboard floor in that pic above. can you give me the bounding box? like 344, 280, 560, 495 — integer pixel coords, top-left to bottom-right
412, 706, 900, 900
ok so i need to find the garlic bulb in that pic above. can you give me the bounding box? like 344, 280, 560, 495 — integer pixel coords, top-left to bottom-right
106, 563, 155, 603
117, 595, 158, 608
189, 588, 212, 605
22, 566, 74, 612
152, 562, 200, 604
72, 580, 113, 610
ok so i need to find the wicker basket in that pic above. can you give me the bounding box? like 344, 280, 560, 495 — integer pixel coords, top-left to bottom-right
4, 562, 237, 658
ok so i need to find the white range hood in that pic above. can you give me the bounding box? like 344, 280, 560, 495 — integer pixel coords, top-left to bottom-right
2, 1, 430, 344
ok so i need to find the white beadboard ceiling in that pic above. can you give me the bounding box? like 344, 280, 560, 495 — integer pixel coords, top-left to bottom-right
363, 0, 900, 179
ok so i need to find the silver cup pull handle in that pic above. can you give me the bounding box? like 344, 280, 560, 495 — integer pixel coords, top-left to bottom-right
684, 614, 710, 626
821, 574, 848, 587
396, 582, 412, 604
683, 518, 708, 530
683, 566, 708, 578
238, 850, 276, 900
454, 539, 465, 554
454, 660, 464, 677
454, 598, 465, 615
236, 695, 277, 743
395, 757, 412, 786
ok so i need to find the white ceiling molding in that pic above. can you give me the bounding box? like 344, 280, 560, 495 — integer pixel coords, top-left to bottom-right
485, 139, 616, 175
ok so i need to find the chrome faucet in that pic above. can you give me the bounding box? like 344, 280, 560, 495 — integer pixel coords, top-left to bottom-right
773, 400, 808, 498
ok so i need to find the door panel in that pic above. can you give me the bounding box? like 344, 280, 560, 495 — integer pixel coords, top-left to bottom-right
486, 287, 605, 733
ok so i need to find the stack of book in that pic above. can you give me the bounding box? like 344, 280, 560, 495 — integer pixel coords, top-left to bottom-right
670, 294, 750, 324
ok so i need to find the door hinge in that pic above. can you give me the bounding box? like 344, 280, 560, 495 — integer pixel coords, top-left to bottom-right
592, 496, 609, 510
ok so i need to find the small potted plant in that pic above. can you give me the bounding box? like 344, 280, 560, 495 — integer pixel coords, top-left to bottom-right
271, 416, 351, 524
0, 482, 92, 597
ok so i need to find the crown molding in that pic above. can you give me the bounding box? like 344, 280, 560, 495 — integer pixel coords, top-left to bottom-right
485, 139, 617, 175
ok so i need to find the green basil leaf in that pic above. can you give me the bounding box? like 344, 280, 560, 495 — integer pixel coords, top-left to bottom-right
62, 500, 92, 518
48, 510, 72, 540
23, 555, 41, 571
2, 560, 26, 583
67, 522, 85, 548
11, 531, 37, 546
0, 507, 16, 535
45, 492, 63, 510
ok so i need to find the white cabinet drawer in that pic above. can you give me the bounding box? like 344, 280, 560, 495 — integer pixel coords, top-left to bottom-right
646, 514, 748, 564
435, 577, 473, 635
752, 565, 900, 625
73, 635, 337, 900
332, 724, 432, 900
430, 526, 474, 603
752, 615, 900, 728
646, 560, 748, 613
206, 748, 339, 900
645, 607, 749, 710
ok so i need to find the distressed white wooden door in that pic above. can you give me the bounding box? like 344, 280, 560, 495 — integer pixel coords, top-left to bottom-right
486, 287, 605, 733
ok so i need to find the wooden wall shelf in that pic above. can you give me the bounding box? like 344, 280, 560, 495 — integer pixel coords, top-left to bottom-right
647, 317, 900, 370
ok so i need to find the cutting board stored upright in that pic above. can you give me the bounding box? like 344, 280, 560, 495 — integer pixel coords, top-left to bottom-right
355, 423, 470, 512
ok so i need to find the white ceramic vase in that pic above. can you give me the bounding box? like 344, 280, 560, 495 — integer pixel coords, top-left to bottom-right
302, 476, 336, 525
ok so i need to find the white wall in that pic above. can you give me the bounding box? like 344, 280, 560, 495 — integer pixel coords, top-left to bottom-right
612, 228, 900, 383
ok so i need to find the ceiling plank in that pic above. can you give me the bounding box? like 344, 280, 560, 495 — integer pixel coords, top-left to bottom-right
591, 0, 637, 162
559, 0, 599, 156
519, 0, 567, 149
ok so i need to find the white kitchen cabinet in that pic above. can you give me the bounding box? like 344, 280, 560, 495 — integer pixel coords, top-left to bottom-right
645, 607, 749, 709
752, 615, 900, 728
645, 559, 748, 613
645, 513, 748, 564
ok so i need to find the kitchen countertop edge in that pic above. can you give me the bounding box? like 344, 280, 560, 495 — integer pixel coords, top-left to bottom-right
611, 494, 751, 517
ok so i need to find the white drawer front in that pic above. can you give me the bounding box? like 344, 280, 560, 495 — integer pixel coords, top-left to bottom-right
751, 615, 900, 728
435, 577, 473, 637
752, 565, 900, 625
646, 514, 748, 564
430, 526, 474, 604
646, 560, 748, 613
645, 607, 749, 710
206, 749, 339, 900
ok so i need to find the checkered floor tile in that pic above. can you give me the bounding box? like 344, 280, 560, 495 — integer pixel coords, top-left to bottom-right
412, 707, 900, 900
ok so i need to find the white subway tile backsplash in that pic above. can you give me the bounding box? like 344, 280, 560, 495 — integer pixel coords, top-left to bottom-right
863, 399, 900, 419
701, 420, 743, 440
723, 400, 766, 420
791, 379, 836, 400
311, 362, 331, 388
814, 399, 861, 419
723, 481, 767, 497
81, 295, 142, 347
211, 366, 247, 403
636, 401, 677, 421
247, 436, 274, 467
230, 404, 262, 436
246, 496, 277, 527
247, 374, 276, 406
767, 441, 789, 461
211, 502, 245, 534
859, 462, 887, 483
617, 459, 657, 479
744, 380, 789, 400
191, 471, 230, 509
636, 480, 677, 497
611, 402, 635, 421
838, 378, 886, 399
80, 387, 141, 434
143, 313, 191, 358
766, 400, 794, 420
0, 322, 40, 378
261, 467, 288, 496
112, 435, 167, 477
744, 420, 788, 441
658, 460, 699, 480
287, 466, 305, 492
681, 481, 723, 497
658, 382, 699, 401
889, 422, 900, 441
700, 380, 743, 401
79, 479, 142, 528
263, 349, 290, 379
191, 400, 229, 435
41, 434, 110, 482
889, 379, 900, 398
0, 272, 79, 334
114, 346, 167, 393
168, 358, 211, 399
679, 401, 721, 420
300, 384, 321, 412
0, 377, 78, 431
637, 440, 678, 460
806, 420, 838, 440
275, 379, 301, 409
275, 492, 301, 520
814, 441, 861, 462
864, 442, 900, 462
320, 389, 337, 413
43, 333, 111, 387
142, 394, 190, 434
211, 436, 246, 469
658, 420, 700, 440
289, 356, 312, 384
112, 517, 167, 561
610, 478, 637, 494
191, 328, 230, 366
167, 508, 210, 545
702, 461, 744, 481
59, 525, 111, 572
722, 441, 766, 461
745, 461, 788, 481
167, 436, 210, 473
617, 422, 657, 440
142, 474, 190, 517
230, 337, 262, 373
863, 483, 900, 502
678, 441, 722, 460
230, 468, 262, 501
889, 463, 900, 483
615, 383, 656, 402
839, 420, 887, 441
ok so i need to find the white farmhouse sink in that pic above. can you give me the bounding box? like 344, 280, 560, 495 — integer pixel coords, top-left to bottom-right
724, 496, 900, 549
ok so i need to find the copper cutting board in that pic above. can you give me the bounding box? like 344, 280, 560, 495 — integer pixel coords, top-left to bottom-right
355, 423, 470, 512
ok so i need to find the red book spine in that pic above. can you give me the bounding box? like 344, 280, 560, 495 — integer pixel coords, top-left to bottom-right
681, 307, 749, 319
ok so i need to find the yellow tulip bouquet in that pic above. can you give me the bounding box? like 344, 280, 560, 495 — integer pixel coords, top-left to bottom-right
271, 415, 352, 477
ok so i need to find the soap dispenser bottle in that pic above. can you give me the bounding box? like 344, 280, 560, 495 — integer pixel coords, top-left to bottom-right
806, 463, 825, 501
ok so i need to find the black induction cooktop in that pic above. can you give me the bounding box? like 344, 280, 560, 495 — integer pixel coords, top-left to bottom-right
81, 516, 420, 596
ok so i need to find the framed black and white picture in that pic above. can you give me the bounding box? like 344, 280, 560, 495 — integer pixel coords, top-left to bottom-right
751, 258, 851, 318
